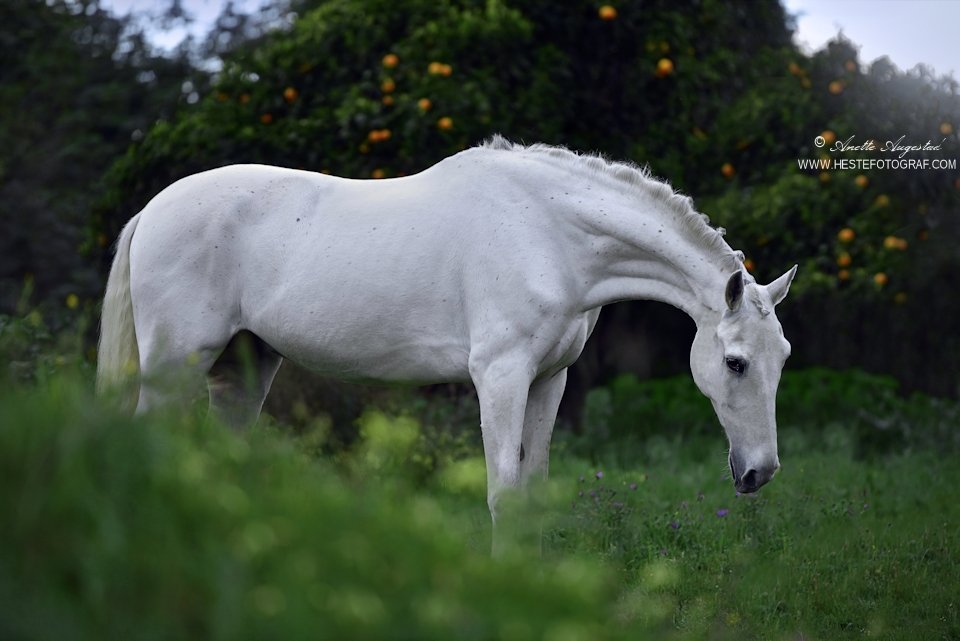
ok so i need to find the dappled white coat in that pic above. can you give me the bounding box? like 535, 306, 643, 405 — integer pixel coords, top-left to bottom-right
98, 137, 796, 552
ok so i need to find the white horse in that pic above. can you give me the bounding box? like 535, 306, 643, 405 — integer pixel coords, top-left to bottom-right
98, 136, 796, 544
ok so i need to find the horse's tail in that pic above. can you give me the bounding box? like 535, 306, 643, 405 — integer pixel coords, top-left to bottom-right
96, 213, 142, 405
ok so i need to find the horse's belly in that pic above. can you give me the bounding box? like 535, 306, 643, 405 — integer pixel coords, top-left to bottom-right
244, 280, 472, 384
262, 326, 472, 384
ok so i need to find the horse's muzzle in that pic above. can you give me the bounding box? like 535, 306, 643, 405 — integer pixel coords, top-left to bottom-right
729, 452, 779, 494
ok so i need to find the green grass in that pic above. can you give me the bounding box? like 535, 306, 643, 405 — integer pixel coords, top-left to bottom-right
545, 449, 960, 640
1, 376, 958, 641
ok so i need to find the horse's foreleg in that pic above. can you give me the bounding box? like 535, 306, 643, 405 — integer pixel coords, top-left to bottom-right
519, 368, 567, 486
514, 368, 568, 556
471, 357, 533, 556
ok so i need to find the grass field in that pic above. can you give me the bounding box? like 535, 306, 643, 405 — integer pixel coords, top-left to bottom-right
1, 373, 958, 641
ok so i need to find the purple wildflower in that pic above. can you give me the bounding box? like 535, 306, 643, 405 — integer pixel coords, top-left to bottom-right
716, 508, 729, 517
595, 471, 604, 480
629, 482, 638, 491
669, 520, 680, 530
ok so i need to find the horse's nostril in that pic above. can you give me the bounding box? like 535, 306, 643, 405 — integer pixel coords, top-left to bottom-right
736, 464, 776, 493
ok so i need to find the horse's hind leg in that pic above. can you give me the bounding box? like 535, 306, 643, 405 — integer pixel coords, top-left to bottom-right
207, 330, 283, 429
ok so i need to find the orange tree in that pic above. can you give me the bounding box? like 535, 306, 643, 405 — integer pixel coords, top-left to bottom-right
96, 0, 795, 234
94, 0, 960, 395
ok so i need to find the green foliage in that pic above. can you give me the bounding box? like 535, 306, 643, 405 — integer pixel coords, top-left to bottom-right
0, 309, 95, 386
695, 37, 960, 298
0, 382, 642, 641
3, 374, 959, 640
580, 368, 960, 463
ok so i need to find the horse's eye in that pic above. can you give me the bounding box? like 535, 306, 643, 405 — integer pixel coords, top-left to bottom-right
725, 357, 746, 375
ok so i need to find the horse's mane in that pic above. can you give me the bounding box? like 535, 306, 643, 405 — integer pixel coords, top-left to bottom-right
480, 135, 746, 277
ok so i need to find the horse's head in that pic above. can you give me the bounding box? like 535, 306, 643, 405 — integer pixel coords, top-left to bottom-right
690, 265, 797, 494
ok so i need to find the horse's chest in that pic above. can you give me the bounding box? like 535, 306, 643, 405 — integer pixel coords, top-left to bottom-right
540, 312, 596, 376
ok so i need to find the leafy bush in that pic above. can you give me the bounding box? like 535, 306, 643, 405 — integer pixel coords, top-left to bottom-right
0, 309, 94, 386
0, 381, 672, 641
579, 368, 960, 462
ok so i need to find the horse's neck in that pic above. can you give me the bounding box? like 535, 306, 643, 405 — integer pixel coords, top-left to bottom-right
565, 180, 732, 325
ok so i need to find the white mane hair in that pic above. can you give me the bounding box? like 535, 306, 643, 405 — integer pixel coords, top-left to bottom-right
480, 134, 747, 278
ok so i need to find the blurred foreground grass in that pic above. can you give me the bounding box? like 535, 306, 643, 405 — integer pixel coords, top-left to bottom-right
1, 375, 958, 641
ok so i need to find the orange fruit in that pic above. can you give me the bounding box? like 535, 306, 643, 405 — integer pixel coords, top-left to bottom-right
371, 168, 386, 179
874, 194, 890, 208
820, 130, 836, 145
655, 58, 674, 77
260, 113, 273, 124
239, 93, 250, 104
382, 53, 399, 68
837, 269, 850, 281
819, 171, 831, 183
844, 60, 857, 72
854, 175, 869, 188
437, 116, 454, 131
743, 258, 755, 273
721, 162, 735, 179
788, 62, 802, 76
873, 272, 888, 287
380, 78, 396, 93
283, 87, 298, 102
838, 228, 855, 243
417, 98, 432, 111
828, 80, 844, 95
883, 236, 900, 250
428, 62, 452, 76
598, 5, 617, 20
941, 122, 953, 136
836, 253, 852, 268
381, 95, 394, 106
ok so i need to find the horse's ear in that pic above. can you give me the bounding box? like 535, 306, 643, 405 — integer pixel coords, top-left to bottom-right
767, 264, 798, 306
725, 271, 744, 312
